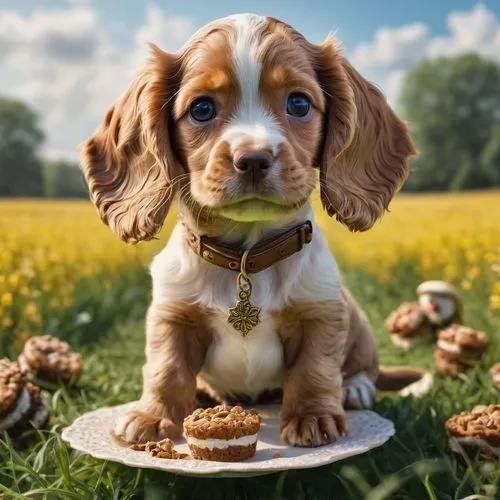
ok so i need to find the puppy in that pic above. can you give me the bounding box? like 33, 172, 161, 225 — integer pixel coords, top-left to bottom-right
82, 14, 425, 447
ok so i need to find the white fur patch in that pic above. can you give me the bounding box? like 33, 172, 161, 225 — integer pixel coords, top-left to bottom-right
200, 311, 284, 399
343, 372, 376, 409
221, 14, 284, 156
150, 206, 341, 397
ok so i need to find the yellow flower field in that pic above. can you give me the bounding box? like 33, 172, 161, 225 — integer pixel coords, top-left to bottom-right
317, 189, 500, 310
0, 199, 172, 350
0, 191, 499, 350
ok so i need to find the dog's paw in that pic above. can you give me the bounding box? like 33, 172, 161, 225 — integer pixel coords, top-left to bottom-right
280, 412, 348, 447
114, 408, 182, 444
343, 372, 376, 410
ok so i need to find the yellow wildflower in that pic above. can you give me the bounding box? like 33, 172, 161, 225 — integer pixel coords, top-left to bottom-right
1, 292, 13, 307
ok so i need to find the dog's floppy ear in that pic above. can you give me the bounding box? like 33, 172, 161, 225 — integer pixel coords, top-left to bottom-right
82, 45, 181, 243
314, 36, 417, 232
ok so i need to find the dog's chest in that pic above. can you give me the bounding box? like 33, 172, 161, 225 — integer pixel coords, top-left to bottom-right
200, 311, 285, 400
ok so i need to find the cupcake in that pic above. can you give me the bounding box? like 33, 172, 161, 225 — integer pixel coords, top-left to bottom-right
0, 359, 49, 435
18, 335, 83, 384
490, 363, 500, 389
385, 302, 428, 349
183, 405, 260, 462
445, 405, 500, 464
434, 324, 489, 376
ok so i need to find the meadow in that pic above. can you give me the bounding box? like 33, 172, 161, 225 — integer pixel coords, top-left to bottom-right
0, 192, 499, 499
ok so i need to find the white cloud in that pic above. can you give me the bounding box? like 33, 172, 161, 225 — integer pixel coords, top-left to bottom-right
349, 2, 500, 107
350, 22, 430, 71
0, 3, 195, 161
427, 3, 500, 60
134, 4, 194, 55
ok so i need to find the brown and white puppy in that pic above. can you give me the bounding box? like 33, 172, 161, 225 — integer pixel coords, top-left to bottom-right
82, 14, 423, 447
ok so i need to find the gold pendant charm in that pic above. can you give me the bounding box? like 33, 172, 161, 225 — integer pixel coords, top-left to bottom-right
227, 250, 261, 336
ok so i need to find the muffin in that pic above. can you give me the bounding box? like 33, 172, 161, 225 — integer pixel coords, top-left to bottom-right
0, 359, 49, 435
183, 405, 261, 462
434, 324, 489, 376
445, 405, 499, 464
18, 335, 83, 384
490, 363, 500, 389
385, 302, 428, 349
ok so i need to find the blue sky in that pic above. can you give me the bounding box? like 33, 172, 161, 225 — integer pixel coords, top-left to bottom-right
85, 0, 500, 50
5, 0, 499, 50
1, 1, 500, 159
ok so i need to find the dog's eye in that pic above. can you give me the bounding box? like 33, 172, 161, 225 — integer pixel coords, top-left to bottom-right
190, 97, 216, 122
286, 93, 311, 117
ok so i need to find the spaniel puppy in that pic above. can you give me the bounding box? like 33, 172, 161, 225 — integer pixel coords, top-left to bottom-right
82, 14, 422, 447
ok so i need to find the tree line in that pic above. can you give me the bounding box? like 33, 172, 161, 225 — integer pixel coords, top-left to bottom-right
401, 53, 500, 191
1, 52, 500, 197
0, 98, 88, 198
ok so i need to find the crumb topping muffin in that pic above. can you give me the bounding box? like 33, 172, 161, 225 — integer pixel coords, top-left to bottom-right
385, 302, 428, 350
0, 359, 49, 434
385, 302, 426, 337
0, 359, 25, 413
184, 405, 261, 462
437, 325, 489, 357
445, 405, 500, 462
490, 363, 500, 388
434, 325, 489, 375
0, 359, 31, 431
18, 335, 83, 383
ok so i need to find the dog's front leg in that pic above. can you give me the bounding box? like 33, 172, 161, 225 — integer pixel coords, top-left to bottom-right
115, 303, 210, 443
279, 299, 348, 447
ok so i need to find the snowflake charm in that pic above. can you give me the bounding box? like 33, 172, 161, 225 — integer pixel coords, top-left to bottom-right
228, 297, 261, 336
227, 272, 260, 336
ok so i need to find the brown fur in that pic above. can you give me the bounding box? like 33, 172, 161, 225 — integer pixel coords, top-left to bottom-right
116, 302, 212, 443
276, 299, 349, 446
81, 46, 185, 244
314, 39, 418, 231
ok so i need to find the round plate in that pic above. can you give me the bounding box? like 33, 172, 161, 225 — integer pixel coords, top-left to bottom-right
62, 402, 395, 477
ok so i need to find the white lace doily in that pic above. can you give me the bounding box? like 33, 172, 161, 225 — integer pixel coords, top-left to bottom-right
62, 402, 395, 477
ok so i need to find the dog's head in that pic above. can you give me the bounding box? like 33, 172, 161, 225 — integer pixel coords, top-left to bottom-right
82, 14, 416, 243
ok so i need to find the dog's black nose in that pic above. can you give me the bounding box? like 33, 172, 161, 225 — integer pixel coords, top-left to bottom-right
233, 151, 273, 178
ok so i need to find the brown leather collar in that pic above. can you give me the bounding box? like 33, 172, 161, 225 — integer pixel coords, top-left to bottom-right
184, 221, 313, 273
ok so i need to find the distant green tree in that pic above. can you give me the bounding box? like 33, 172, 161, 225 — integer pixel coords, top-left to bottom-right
399, 54, 500, 191
0, 97, 44, 196
43, 161, 88, 198
480, 124, 500, 186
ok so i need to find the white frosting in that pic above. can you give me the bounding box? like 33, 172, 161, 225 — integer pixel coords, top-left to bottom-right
449, 436, 500, 457
437, 339, 461, 354
32, 403, 49, 428
187, 433, 258, 450
0, 387, 31, 430
391, 334, 424, 350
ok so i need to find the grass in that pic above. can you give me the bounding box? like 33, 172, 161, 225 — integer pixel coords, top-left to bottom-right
0, 259, 498, 500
